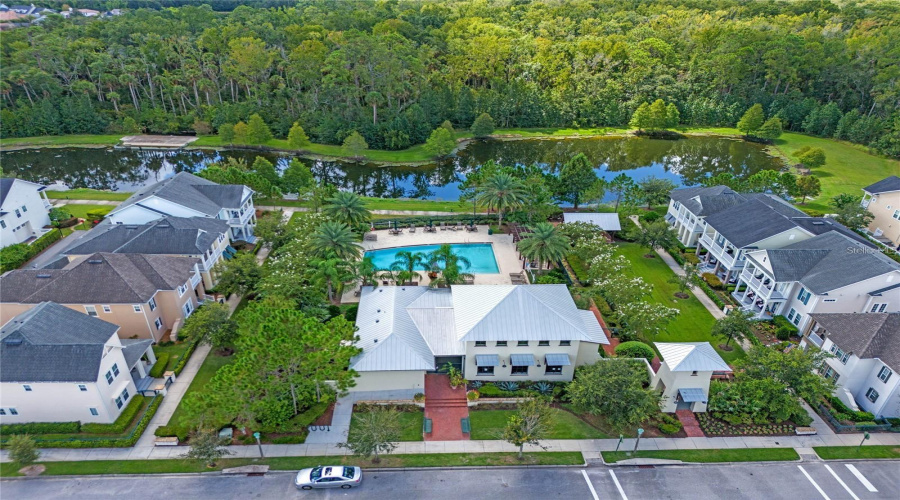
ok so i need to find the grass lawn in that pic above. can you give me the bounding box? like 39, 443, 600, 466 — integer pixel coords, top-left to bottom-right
615, 242, 744, 363
602, 448, 799, 463
152, 341, 193, 372
59, 204, 113, 219
47, 189, 131, 201
0, 452, 584, 477
0, 135, 123, 148
349, 410, 424, 441
813, 446, 900, 460
769, 132, 900, 213
167, 350, 235, 428
469, 408, 611, 440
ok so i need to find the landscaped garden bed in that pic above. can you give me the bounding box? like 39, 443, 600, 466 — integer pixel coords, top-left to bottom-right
814, 396, 892, 433
349, 403, 424, 442
468, 380, 564, 399
697, 412, 797, 437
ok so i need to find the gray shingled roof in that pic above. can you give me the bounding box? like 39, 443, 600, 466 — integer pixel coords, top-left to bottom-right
863, 176, 900, 194
753, 232, 900, 294
0, 302, 120, 382
66, 216, 228, 256
0, 177, 14, 207
121, 339, 154, 369
810, 313, 900, 369
790, 217, 875, 248
669, 185, 748, 217
704, 195, 809, 247
111, 172, 249, 217
0, 253, 199, 304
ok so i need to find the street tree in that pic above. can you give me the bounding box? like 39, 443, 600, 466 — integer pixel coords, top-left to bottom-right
567, 360, 661, 432
711, 309, 753, 348
738, 346, 835, 403
7, 435, 39, 467
181, 428, 233, 467
340, 407, 401, 462
668, 263, 700, 297
180, 302, 238, 353
503, 398, 551, 459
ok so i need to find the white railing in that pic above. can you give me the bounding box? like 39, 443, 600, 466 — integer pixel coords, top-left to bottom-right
806, 333, 824, 348
190, 271, 201, 287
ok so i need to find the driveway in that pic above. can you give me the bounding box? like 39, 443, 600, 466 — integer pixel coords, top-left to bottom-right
24, 229, 91, 269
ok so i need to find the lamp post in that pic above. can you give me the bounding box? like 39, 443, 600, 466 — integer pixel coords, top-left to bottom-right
615, 434, 624, 452
628, 428, 644, 456
858, 432, 870, 452
253, 431, 263, 457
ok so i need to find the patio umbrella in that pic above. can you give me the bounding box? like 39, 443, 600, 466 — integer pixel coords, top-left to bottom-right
428, 219, 433, 228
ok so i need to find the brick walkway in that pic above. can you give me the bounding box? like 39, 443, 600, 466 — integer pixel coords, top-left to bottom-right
424, 374, 469, 441
675, 410, 705, 437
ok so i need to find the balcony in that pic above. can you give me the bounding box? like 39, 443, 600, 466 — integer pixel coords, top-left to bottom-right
190, 270, 201, 288
806, 332, 824, 348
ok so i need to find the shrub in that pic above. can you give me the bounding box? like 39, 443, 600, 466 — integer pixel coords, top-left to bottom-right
497, 381, 519, 392
640, 211, 662, 223
173, 340, 199, 375
775, 326, 792, 341
702, 272, 723, 289
532, 381, 554, 396
149, 353, 170, 378
615, 341, 655, 361
670, 251, 685, 265
536, 274, 566, 284
567, 254, 589, 282
1, 421, 80, 435
0, 230, 63, 272
772, 316, 799, 336
413, 393, 425, 403
725, 284, 736, 292
155, 425, 189, 441
697, 280, 726, 308
467, 390, 479, 401
7, 435, 39, 466
684, 253, 700, 264
658, 422, 682, 435
81, 397, 144, 434
344, 305, 359, 322
271, 435, 307, 444
35, 395, 163, 449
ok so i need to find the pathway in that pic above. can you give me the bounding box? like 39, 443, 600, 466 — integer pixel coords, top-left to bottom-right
424, 374, 469, 441
675, 410, 705, 437
802, 401, 836, 436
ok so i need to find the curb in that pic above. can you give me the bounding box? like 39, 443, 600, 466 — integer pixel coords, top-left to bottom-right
608, 458, 804, 467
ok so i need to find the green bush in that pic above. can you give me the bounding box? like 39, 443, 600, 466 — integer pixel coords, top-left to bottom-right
854, 421, 878, 427
702, 272, 724, 289
684, 247, 696, 254
81, 397, 144, 434
154, 425, 189, 441
886, 417, 900, 427
684, 253, 700, 264
614, 341, 655, 361
775, 326, 793, 341
344, 305, 359, 322
670, 251, 685, 266
725, 284, 736, 292
567, 254, 589, 282
271, 435, 307, 444
1, 421, 81, 435
772, 316, 799, 335
149, 353, 170, 378
659, 423, 682, 435
0, 230, 63, 272
640, 211, 662, 223
696, 280, 725, 308
536, 274, 566, 284
173, 340, 199, 375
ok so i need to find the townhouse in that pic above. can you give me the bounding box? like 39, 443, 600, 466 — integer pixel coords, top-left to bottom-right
800, 313, 900, 419
0, 252, 204, 342
861, 175, 900, 252
666, 185, 748, 247
350, 284, 608, 392
105, 171, 257, 244
0, 178, 52, 248
733, 231, 900, 330
0, 302, 156, 424
61, 216, 233, 289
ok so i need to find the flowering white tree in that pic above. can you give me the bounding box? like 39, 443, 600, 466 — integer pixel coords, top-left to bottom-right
617, 301, 679, 338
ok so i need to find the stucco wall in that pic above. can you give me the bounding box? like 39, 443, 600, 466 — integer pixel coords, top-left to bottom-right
865, 191, 900, 246
1, 299, 175, 341
351, 370, 425, 392
654, 364, 714, 413
463, 340, 589, 382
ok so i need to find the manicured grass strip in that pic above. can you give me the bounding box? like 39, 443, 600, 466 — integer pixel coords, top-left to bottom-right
47, 189, 131, 201
0, 135, 123, 148
469, 408, 611, 440
0, 452, 584, 477
602, 448, 799, 464
59, 204, 113, 219
349, 410, 424, 441
167, 350, 235, 428
616, 242, 744, 363
813, 446, 900, 460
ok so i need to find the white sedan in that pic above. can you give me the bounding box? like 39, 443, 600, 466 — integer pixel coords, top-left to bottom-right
294, 465, 363, 490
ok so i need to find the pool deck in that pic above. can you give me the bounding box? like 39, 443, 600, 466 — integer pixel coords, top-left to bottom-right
341, 225, 522, 303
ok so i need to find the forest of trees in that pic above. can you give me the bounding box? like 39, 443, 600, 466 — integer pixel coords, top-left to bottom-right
1, 0, 898, 157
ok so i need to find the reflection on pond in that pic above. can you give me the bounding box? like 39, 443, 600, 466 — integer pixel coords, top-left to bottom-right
1, 136, 781, 201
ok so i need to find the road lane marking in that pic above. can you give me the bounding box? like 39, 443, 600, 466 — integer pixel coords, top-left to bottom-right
798, 465, 832, 500
581, 470, 600, 500
845, 464, 878, 492
608, 470, 628, 500
824, 464, 860, 500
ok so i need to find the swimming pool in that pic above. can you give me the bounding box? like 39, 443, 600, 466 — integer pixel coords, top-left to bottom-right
364, 243, 499, 274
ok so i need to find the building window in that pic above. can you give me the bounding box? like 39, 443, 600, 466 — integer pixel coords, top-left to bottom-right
538, 340, 550, 346
477, 366, 494, 376
511, 365, 529, 376
9, 408, 17, 415
102, 305, 111, 313
115, 396, 123, 409
121, 388, 130, 402
866, 387, 879, 403
545, 365, 562, 375
133, 305, 142, 313
85, 305, 98, 317
787, 308, 796, 322
21, 205, 27, 213
183, 300, 194, 317
148, 298, 157, 311
893, 210, 900, 220
496, 341, 507, 347
474, 341, 487, 347
829, 344, 850, 364
691, 371, 698, 376
0, 409, 5, 415
177, 283, 188, 297
870, 303, 887, 313
105, 371, 114, 384
797, 288, 811, 305
112, 363, 119, 377
89, 408, 99, 416
517, 341, 529, 347
15, 209, 21, 218
78, 384, 87, 392
878, 366, 892, 383
0, 220, 6, 229
155, 318, 163, 330
559, 340, 571, 346
23, 385, 32, 392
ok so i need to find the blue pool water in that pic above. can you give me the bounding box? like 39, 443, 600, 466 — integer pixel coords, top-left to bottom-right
365, 243, 499, 274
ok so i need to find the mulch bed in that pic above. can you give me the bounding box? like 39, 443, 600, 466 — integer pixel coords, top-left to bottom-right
312, 402, 335, 426
697, 413, 797, 437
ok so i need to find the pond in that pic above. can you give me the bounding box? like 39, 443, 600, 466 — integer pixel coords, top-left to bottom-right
0, 136, 781, 201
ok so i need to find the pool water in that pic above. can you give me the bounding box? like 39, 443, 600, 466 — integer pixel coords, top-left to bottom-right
365, 243, 499, 274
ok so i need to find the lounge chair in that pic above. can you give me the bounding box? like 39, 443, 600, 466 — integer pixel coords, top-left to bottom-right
364, 233, 378, 241
409, 224, 416, 233
440, 222, 447, 231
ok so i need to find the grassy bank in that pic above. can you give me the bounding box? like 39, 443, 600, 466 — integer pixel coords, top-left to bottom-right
47, 189, 131, 201
59, 204, 113, 219
0, 135, 123, 148
192, 135, 434, 163
259, 196, 469, 213
469, 408, 611, 440
0, 452, 584, 477
813, 446, 900, 460
616, 242, 743, 363
349, 410, 424, 441
167, 349, 234, 428
602, 448, 799, 463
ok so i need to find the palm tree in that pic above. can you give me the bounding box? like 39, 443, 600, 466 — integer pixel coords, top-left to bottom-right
309, 221, 362, 260
476, 172, 526, 226
516, 223, 571, 270
352, 256, 381, 289
323, 191, 371, 225
428, 244, 474, 288
311, 256, 353, 303
390, 251, 426, 285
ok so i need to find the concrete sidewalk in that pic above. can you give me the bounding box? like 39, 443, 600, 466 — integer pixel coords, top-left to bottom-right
4, 432, 898, 463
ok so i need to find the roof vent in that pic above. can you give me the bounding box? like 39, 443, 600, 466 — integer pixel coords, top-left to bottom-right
4, 339, 23, 346
376, 309, 381, 313
375, 319, 379, 323
812, 221, 824, 225
88, 260, 103, 264
156, 223, 170, 228
401, 287, 405, 291
125, 225, 138, 229
36, 274, 52, 278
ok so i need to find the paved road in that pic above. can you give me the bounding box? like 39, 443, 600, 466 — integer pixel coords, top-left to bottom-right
4, 461, 898, 500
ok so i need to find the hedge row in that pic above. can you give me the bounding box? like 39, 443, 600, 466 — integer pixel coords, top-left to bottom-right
44, 396, 163, 449
0, 421, 81, 435
81, 396, 144, 434
155, 424, 189, 441
372, 214, 499, 227
0, 229, 62, 272
696, 280, 726, 309
172, 340, 200, 375
149, 353, 170, 378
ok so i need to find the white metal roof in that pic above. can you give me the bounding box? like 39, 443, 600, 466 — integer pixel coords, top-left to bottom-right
654, 342, 731, 372
578, 310, 610, 345
563, 212, 622, 231
350, 287, 435, 372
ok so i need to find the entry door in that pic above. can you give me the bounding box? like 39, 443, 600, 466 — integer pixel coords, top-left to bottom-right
433, 356, 463, 373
